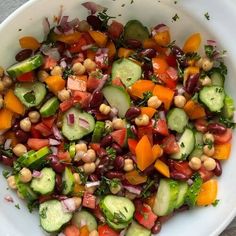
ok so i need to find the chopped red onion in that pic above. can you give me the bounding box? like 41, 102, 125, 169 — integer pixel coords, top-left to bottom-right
159, 111, 166, 121
85, 181, 100, 188
207, 39, 217, 47
4, 139, 12, 150
123, 185, 141, 195
176, 85, 185, 95
152, 24, 169, 36
52, 125, 63, 140
53, 26, 63, 35
67, 113, 75, 125
61, 198, 76, 213
32, 170, 42, 178
50, 146, 58, 155
110, 107, 118, 118
82, 2, 107, 14
94, 74, 108, 92
49, 138, 61, 146
4, 195, 14, 203
40, 45, 60, 61
42, 17, 50, 38
60, 60, 67, 69
79, 117, 90, 130
187, 179, 194, 186
81, 44, 95, 51
97, 48, 109, 54
68, 18, 80, 28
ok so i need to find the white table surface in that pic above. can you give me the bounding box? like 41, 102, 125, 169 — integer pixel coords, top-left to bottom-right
0, 0, 235, 235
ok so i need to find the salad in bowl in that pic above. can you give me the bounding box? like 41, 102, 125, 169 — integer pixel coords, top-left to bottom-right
0, 1, 234, 235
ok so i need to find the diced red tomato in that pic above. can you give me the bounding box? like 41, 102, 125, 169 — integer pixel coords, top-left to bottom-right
152, 119, 169, 136
87, 77, 102, 92
172, 161, 193, 179
67, 76, 87, 91
17, 71, 35, 82
69, 37, 87, 53
27, 138, 49, 150
43, 56, 57, 70
214, 128, 232, 144
90, 143, 101, 152
158, 73, 177, 89
166, 53, 177, 67
64, 224, 80, 236
108, 20, 124, 40
82, 192, 96, 209
73, 91, 91, 108
31, 125, 42, 138
135, 204, 158, 229
34, 122, 52, 137
137, 123, 153, 145
95, 51, 109, 70
57, 151, 71, 162
162, 134, 179, 154
198, 166, 214, 182
98, 224, 119, 236
42, 116, 56, 129
166, 67, 178, 81
111, 128, 127, 147
60, 99, 74, 112
128, 138, 138, 155
112, 77, 124, 87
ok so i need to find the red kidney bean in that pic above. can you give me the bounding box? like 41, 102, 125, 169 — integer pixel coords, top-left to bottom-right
87, 15, 102, 30
89, 174, 100, 181
54, 41, 66, 54
48, 155, 65, 173
55, 174, 62, 193
195, 119, 208, 133
1, 156, 13, 167
112, 143, 122, 154
185, 73, 199, 94
105, 171, 124, 180
15, 130, 29, 143
100, 135, 113, 148
140, 48, 156, 58
12, 121, 20, 131
89, 91, 104, 108
96, 147, 107, 158
38, 195, 53, 204
214, 160, 222, 176
158, 214, 173, 224
125, 39, 142, 49
143, 164, 155, 175
125, 107, 141, 120
170, 170, 189, 181
142, 63, 153, 80
15, 49, 33, 62
151, 221, 162, 234
207, 122, 227, 134
114, 155, 125, 170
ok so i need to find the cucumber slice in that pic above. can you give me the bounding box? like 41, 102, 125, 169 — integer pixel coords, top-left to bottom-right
72, 210, 98, 231
167, 108, 189, 133
190, 131, 203, 158
107, 218, 129, 230
126, 221, 151, 236
171, 128, 195, 160
62, 167, 75, 195
102, 85, 131, 118
14, 82, 46, 108
175, 181, 188, 209
185, 173, 202, 207
153, 179, 179, 216
100, 195, 135, 224
222, 95, 235, 119
62, 108, 95, 141
39, 200, 72, 232
17, 150, 35, 166
199, 86, 225, 112
124, 20, 149, 42
7, 54, 43, 78
31, 168, 56, 195
210, 71, 224, 87
111, 58, 142, 87
40, 97, 59, 117
69, 142, 76, 158
92, 121, 105, 143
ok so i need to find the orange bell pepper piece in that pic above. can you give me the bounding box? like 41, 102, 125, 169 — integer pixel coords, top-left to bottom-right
86, 50, 96, 60
44, 75, 66, 94
130, 80, 155, 98
153, 30, 171, 47
152, 57, 169, 75
5, 131, 18, 147
4, 89, 25, 115
107, 40, 116, 58
153, 84, 174, 110
135, 135, 155, 171
80, 225, 89, 236
56, 32, 82, 44
118, 48, 134, 58
184, 66, 200, 83
183, 33, 201, 53
143, 38, 167, 54
183, 100, 206, 120
141, 107, 156, 119
19, 36, 41, 50
154, 159, 170, 178
125, 170, 148, 185
214, 143, 231, 160
196, 179, 218, 206
152, 144, 163, 160
73, 183, 85, 196
88, 31, 108, 47
0, 108, 14, 130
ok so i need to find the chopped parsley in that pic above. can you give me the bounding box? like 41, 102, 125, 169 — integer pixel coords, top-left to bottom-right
0, 145, 13, 158
212, 199, 220, 207
106, 147, 116, 160
95, 177, 121, 196
205, 45, 215, 59
73, 167, 88, 184
2, 170, 11, 179
23, 91, 36, 104
186, 52, 201, 61
180, 142, 185, 148
149, 75, 158, 83
15, 204, 20, 209
141, 179, 155, 198
172, 14, 179, 22
40, 207, 48, 219
204, 12, 210, 20
219, 116, 235, 129
13, 162, 22, 175
204, 139, 213, 149
98, 10, 116, 30
63, 67, 74, 79
130, 0, 134, 4
137, 91, 153, 107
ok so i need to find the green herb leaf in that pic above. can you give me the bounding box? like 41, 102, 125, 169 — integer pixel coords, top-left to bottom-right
218, 116, 235, 129
2, 170, 11, 179
63, 67, 74, 79
172, 14, 179, 22
106, 147, 116, 160
204, 12, 210, 20
23, 91, 36, 104
27, 201, 39, 213
137, 91, 153, 107
141, 179, 155, 198
15, 204, 20, 209
95, 177, 121, 196
212, 199, 220, 207
205, 45, 214, 58
98, 10, 116, 30
13, 162, 22, 175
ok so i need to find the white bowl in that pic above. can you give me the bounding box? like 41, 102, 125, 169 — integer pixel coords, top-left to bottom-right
0, 0, 236, 235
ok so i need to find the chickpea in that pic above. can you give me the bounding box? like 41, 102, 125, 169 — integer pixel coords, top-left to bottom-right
19, 167, 32, 183
124, 159, 134, 172
72, 62, 86, 75
112, 118, 125, 130
20, 117, 31, 132
82, 149, 96, 163
203, 132, 214, 143
110, 183, 122, 194
83, 58, 96, 72
57, 89, 71, 102
188, 157, 201, 170
7, 176, 17, 189
105, 120, 113, 131
99, 104, 111, 115
83, 162, 96, 174
0, 95, 4, 109
74, 151, 86, 162
75, 143, 87, 153
51, 66, 63, 76
13, 143, 27, 157
125, 191, 136, 200
89, 230, 99, 236
135, 114, 149, 126
201, 76, 212, 86
0, 81, 4, 92
202, 58, 214, 71
73, 173, 82, 185
28, 111, 40, 123
78, 20, 91, 32
200, 154, 209, 162
203, 145, 215, 157
203, 157, 216, 171
0, 66, 4, 77
174, 95, 186, 108
37, 70, 49, 82
147, 96, 162, 109
2, 76, 12, 87
72, 197, 82, 209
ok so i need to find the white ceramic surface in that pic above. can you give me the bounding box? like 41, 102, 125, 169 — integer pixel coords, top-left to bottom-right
0, 0, 236, 235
